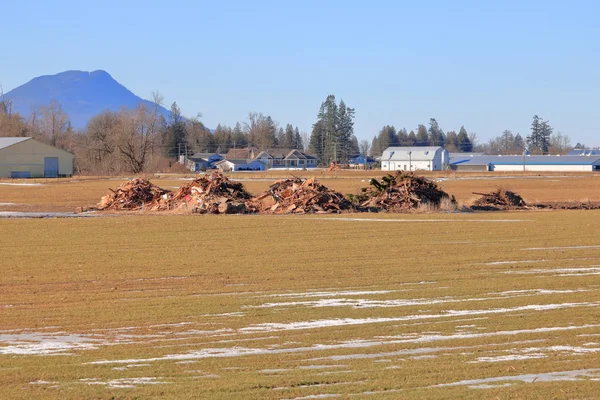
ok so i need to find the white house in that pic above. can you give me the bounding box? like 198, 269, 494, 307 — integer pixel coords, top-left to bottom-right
381, 146, 448, 171
254, 149, 318, 169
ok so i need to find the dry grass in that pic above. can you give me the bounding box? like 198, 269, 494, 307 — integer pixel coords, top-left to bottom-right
1, 210, 600, 398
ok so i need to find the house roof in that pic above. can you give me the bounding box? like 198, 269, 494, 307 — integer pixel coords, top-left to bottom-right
450, 155, 600, 166
382, 146, 445, 161
190, 152, 222, 159
0, 137, 30, 150
256, 149, 317, 160
225, 147, 257, 159
216, 159, 265, 166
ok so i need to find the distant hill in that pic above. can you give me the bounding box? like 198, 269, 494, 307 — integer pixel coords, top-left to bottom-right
3, 70, 171, 129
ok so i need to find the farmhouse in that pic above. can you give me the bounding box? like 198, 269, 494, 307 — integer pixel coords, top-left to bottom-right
0, 137, 73, 178
254, 149, 318, 169
381, 146, 449, 171
449, 154, 600, 172
214, 159, 266, 172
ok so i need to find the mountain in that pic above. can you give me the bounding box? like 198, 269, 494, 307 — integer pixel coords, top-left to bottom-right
4, 70, 171, 129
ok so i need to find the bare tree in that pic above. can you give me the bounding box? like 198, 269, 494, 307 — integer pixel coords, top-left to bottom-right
300, 130, 310, 151
41, 100, 68, 146
359, 139, 371, 156
115, 104, 161, 173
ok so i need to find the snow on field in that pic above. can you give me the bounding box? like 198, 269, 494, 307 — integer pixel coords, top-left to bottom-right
240, 302, 599, 333
0, 332, 104, 355
80, 377, 168, 389
432, 368, 600, 388
504, 267, 600, 276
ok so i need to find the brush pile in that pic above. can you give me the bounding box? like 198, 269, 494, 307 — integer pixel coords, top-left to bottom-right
471, 188, 526, 210
247, 177, 352, 214
349, 172, 453, 212
97, 178, 169, 211
169, 172, 252, 214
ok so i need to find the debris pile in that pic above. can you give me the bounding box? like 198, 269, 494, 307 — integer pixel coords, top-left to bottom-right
471, 189, 526, 210
350, 172, 453, 212
169, 172, 252, 214
248, 177, 352, 214
97, 178, 169, 211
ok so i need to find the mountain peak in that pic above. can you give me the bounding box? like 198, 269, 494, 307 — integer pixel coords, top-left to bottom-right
4, 70, 170, 128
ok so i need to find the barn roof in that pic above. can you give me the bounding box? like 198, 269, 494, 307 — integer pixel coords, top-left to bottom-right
0, 137, 30, 150
450, 155, 600, 166
382, 146, 444, 161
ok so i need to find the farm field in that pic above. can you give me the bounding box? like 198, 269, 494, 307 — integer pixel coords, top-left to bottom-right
1, 172, 600, 399
1, 171, 600, 212
2, 209, 600, 398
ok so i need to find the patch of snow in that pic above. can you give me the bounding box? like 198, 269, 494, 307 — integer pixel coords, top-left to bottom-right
432, 369, 600, 388
263, 290, 395, 298
80, 377, 167, 389
239, 302, 599, 333
0, 332, 103, 355
471, 354, 547, 363
485, 260, 548, 265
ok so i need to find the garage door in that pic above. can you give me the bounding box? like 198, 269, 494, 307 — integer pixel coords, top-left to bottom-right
44, 157, 59, 178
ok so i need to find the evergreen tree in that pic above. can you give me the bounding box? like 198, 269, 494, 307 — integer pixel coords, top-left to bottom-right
163, 102, 188, 158
527, 115, 552, 154
232, 122, 247, 148
397, 128, 408, 146
407, 130, 417, 146
337, 100, 356, 161
445, 130, 458, 152
539, 119, 553, 154
416, 125, 429, 146
309, 120, 326, 162
283, 124, 295, 148
309, 95, 355, 164
513, 133, 525, 153
457, 126, 472, 152
293, 126, 303, 149
428, 118, 445, 146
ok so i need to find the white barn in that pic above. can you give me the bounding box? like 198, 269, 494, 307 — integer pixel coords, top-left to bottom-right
381, 146, 449, 171
449, 155, 600, 172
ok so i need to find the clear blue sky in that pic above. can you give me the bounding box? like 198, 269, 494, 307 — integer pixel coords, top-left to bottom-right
2, 0, 599, 146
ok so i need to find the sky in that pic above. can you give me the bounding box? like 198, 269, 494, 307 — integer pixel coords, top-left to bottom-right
2, 0, 599, 146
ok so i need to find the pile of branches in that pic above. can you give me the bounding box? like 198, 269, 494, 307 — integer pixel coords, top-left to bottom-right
170, 172, 252, 214
471, 188, 526, 210
247, 177, 353, 214
349, 172, 453, 212
97, 178, 169, 211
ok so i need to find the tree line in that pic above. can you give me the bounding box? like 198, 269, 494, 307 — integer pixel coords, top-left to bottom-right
475, 115, 573, 155
0, 92, 310, 174
370, 119, 474, 156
